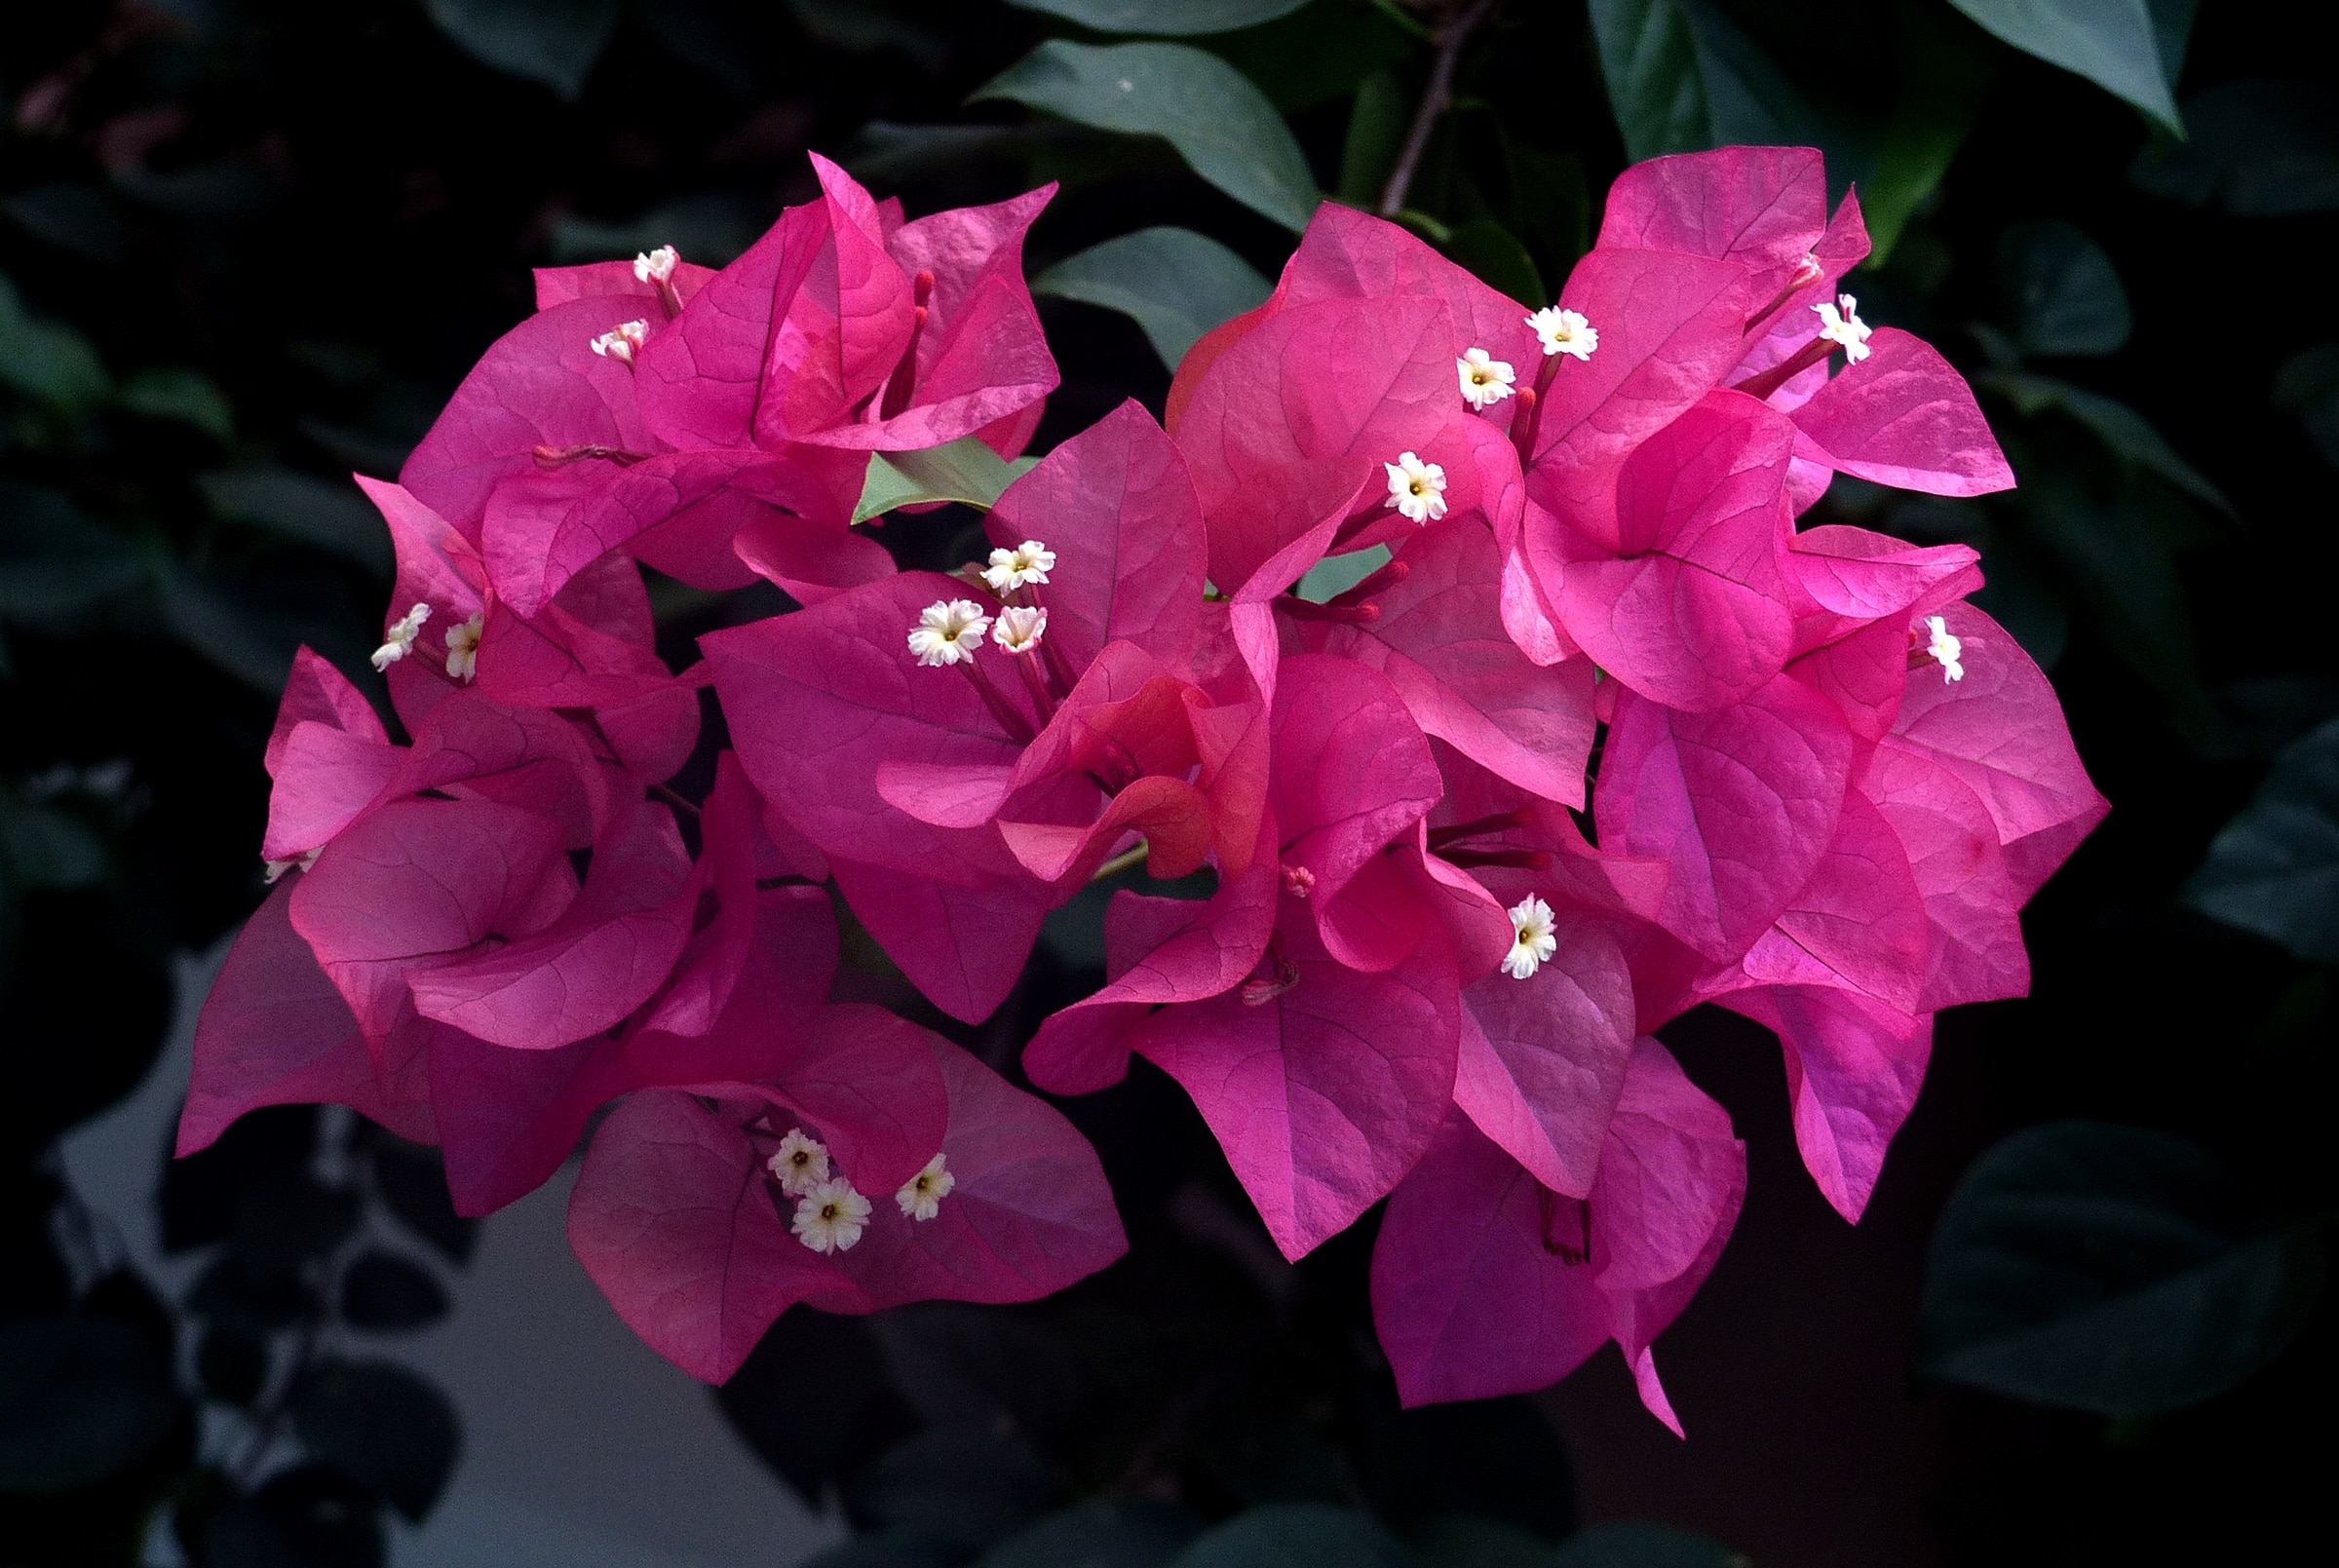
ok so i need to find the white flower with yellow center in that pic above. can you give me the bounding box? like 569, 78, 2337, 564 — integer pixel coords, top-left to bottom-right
991, 605, 1048, 655
1383, 451, 1448, 523
370, 602, 432, 671
443, 611, 484, 682
1457, 347, 1516, 410
633, 246, 679, 285
1526, 306, 1597, 362
1925, 615, 1964, 683
589, 319, 650, 364
791, 1178, 871, 1254
1502, 894, 1558, 980
906, 599, 991, 667
982, 539, 1055, 594
1812, 293, 1871, 363
896, 1154, 955, 1221
767, 1128, 830, 1197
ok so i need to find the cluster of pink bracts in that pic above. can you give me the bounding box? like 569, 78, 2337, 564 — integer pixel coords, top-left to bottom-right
182, 146, 2104, 1426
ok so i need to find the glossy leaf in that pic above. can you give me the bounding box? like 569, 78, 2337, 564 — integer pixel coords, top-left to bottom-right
1033, 227, 1273, 370
1006, 0, 1310, 33
2129, 79, 2339, 214
0, 272, 111, 414
1996, 220, 2131, 358
855, 437, 1040, 523
976, 42, 1319, 232
1588, 0, 1835, 166
1921, 1122, 2324, 1416
1945, 0, 2182, 134
421, 0, 619, 100
0, 1318, 180, 1492
199, 467, 395, 575
2188, 715, 2339, 959
1170, 1505, 1412, 1568
1550, 1521, 1743, 1568
290, 1358, 462, 1520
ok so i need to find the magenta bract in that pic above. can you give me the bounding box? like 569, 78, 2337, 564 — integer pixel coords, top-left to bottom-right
185, 143, 2104, 1418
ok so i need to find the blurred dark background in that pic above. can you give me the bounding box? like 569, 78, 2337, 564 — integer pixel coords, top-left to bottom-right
4, 2, 2334, 1564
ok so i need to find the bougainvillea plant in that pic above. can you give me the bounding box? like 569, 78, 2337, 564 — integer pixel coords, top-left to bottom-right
179, 144, 2103, 1431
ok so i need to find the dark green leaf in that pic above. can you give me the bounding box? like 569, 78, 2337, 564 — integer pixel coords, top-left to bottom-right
421, 0, 620, 100
1550, 1521, 1744, 1568
2188, 716, 2339, 959
234, 1177, 362, 1271
1294, 545, 1389, 604
856, 438, 1038, 523
164, 1104, 319, 1254
1442, 220, 1543, 308
1, 183, 129, 266
0, 272, 112, 414
291, 1358, 461, 1521
1033, 227, 1273, 371
1945, 0, 2182, 134
120, 367, 235, 442
1921, 1121, 2326, 1416
1203, 0, 1415, 114
1007, 0, 1310, 33
1170, 1505, 1412, 1568
2272, 342, 2339, 469
2129, 80, 2339, 214
2018, 476, 2218, 747
366, 1137, 479, 1265
0, 482, 146, 626
1588, 0, 1843, 167
188, 1255, 317, 1335
1862, 9, 1996, 264
842, 123, 1073, 183
975, 41, 1320, 232
548, 192, 774, 268
1337, 70, 1408, 209
786, 0, 949, 69
976, 1498, 1203, 1568
0, 790, 109, 893
1996, 221, 2131, 357
197, 468, 393, 576
803, 1532, 977, 1568
202, 1463, 386, 1568
1982, 371, 2229, 513
1414, 1515, 1563, 1568
1354, 1396, 1575, 1539
720, 1309, 919, 1507
1501, 142, 1589, 285
338, 1252, 449, 1332
841, 1426, 1061, 1549
197, 1325, 271, 1407
0, 1317, 181, 1492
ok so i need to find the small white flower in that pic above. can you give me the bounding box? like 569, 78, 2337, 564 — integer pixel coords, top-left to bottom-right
589, 319, 650, 364
1456, 347, 1516, 410
370, 602, 432, 671
1383, 451, 1448, 523
1925, 615, 1965, 683
1502, 894, 1558, 980
896, 1154, 955, 1221
906, 599, 992, 667
442, 611, 484, 682
791, 1178, 871, 1254
981, 539, 1055, 594
1812, 292, 1871, 364
262, 848, 322, 884
633, 245, 679, 284
1526, 306, 1597, 362
768, 1128, 830, 1196
991, 605, 1048, 655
